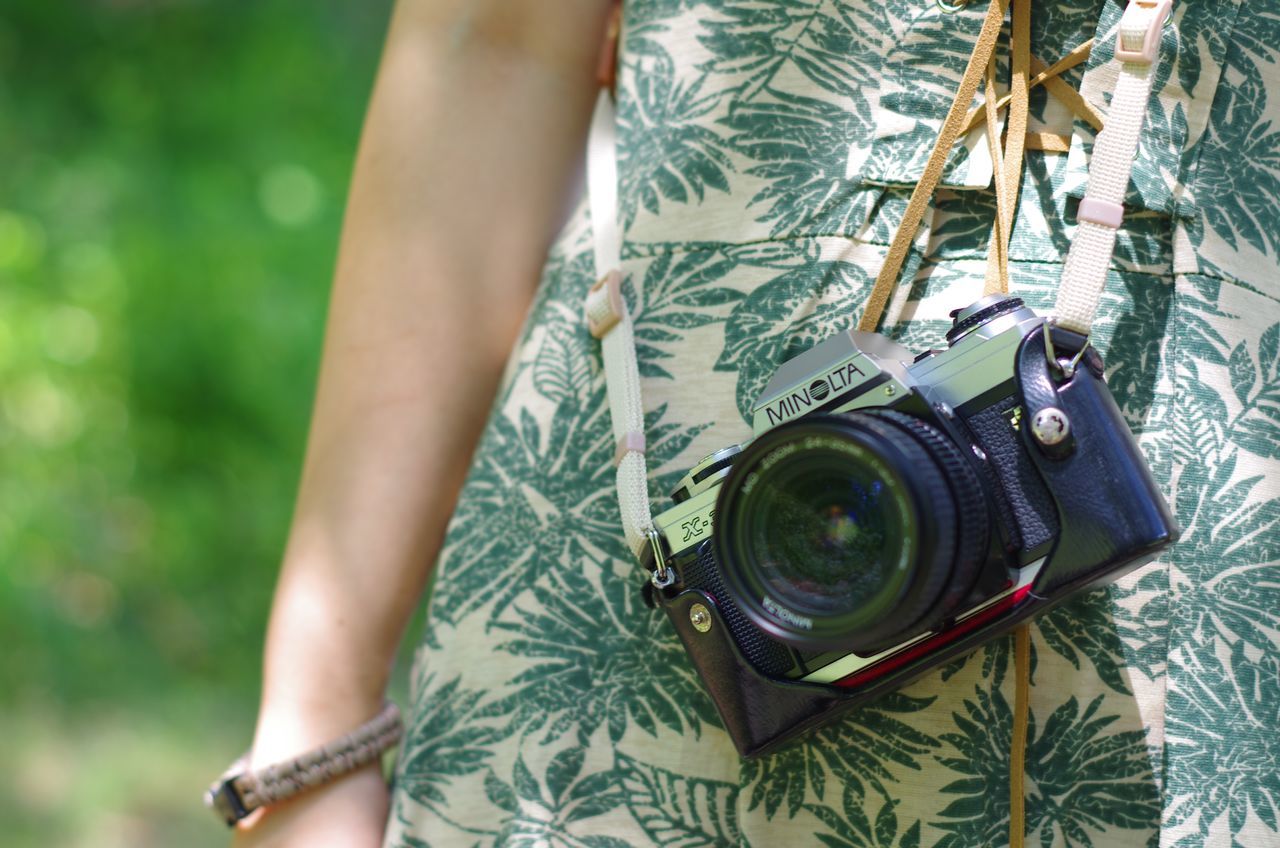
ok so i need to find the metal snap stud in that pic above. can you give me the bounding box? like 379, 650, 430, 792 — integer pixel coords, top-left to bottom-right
1031, 407, 1071, 447
689, 603, 712, 633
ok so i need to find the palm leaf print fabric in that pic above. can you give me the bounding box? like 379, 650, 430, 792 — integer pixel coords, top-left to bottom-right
385, 2, 1280, 846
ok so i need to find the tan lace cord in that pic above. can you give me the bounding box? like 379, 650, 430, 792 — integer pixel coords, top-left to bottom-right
983, 0, 1031, 295
857, 0, 1010, 332
1033, 50, 1106, 131
963, 38, 1100, 135
854, 1, 1036, 841
983, 57, 1012, 293
1026, 131, 1072, 152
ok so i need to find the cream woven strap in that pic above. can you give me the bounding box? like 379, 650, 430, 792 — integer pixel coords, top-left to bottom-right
1055, 0, 1171, 335
205, 701, 404, 826
585, 88, 660, 564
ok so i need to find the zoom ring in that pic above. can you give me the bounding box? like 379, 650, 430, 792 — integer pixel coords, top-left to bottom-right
866, 410, 990, 633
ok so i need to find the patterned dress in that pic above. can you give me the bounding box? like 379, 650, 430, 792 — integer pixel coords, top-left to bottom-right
385, 2, 1280, 846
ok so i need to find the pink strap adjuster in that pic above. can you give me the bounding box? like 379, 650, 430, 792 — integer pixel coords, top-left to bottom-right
614, 431, 645, 467
1078, 197, 1125, 229
586, 269, 626, 339
1114, 0, 1170, 65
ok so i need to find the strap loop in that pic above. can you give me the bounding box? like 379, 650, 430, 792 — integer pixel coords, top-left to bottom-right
1116, 0, 1172, 64
1077, 197, 1125, 228
586, 269, 626, 339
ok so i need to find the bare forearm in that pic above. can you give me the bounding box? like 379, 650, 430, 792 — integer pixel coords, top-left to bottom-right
249, 0, 611, 769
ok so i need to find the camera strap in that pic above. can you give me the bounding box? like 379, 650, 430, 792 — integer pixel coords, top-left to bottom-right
584, 0, 1170, 573
1055, 0, 1171, 335
584, 3, 664, 572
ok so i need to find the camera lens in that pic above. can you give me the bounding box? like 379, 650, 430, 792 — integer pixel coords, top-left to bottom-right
714, 411, 988, 652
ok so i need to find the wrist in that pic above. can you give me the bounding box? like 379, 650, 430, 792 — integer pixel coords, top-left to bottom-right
250, 686, 387, 770
249, 550, 396, 768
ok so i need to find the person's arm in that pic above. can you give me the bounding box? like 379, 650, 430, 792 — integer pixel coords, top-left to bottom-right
232, 1, 613, 844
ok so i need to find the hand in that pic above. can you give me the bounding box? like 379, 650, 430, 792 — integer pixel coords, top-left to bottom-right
229, 763, 389, 848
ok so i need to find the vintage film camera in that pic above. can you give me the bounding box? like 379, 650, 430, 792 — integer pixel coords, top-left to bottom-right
647, 295, 1178, 756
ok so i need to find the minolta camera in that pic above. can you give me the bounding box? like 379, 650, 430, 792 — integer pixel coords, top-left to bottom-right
646, 295, 1178, 756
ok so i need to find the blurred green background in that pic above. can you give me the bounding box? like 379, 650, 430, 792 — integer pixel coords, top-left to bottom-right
0, 1, 400, 844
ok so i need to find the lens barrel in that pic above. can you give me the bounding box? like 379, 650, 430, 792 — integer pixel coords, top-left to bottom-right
713, 410, 988, 653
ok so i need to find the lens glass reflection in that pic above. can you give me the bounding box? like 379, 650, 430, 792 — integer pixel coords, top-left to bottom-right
732, 436, 913, 618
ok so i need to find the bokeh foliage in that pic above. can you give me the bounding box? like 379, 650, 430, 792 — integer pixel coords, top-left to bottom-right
1, 1, 394, 844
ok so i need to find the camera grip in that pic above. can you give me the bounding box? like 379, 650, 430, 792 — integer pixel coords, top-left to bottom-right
1015, 327, 1178, 596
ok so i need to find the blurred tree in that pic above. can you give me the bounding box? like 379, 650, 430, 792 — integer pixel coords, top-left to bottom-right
0, 1, 394, 844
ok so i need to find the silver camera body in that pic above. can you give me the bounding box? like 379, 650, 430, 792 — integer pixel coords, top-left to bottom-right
647, 295, 1179, 757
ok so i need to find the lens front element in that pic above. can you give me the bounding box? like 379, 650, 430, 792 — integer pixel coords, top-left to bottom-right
740, 435, 913, 620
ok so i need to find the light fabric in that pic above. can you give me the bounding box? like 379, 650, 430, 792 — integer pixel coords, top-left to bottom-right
385, 2, 1280, 847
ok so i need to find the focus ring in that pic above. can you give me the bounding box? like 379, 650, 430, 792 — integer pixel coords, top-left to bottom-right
865, 410, 990, 635
835, 414, 958, 649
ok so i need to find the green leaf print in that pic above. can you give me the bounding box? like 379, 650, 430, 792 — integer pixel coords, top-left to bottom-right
545, 746, 587, 807
932, 686, 1017, 848
485, 770, 519, 815
1164, 640, 1280, 842
720, 91, 874, 238
489, 752, 629, 847
616, 752, 742, 847
534, 323, 593, 405
1171, 0, 1236, 96
1105, 270, 1175, 429
939, 637, 1025, 690
489, 567, 721, 746
1227, 323, 1280, 460
1036, 592, 1133, 696
743, 691, 939, 820
1168, 345, 1280, 658
1192, 9, 1280, 257
932, 687, 1158, 848
395, 674, 507, 814
617, 38, 733, 227
698, 0, 881, 104
1024, 695, 1158, 844
1228, 340, 1257, 407
390, 836, 433, 848
716, 251, 873, 421
1107, 564, 1171, 684
429, 383, 627, 627
630, 250, 741, 380
808, 789, 923, 848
